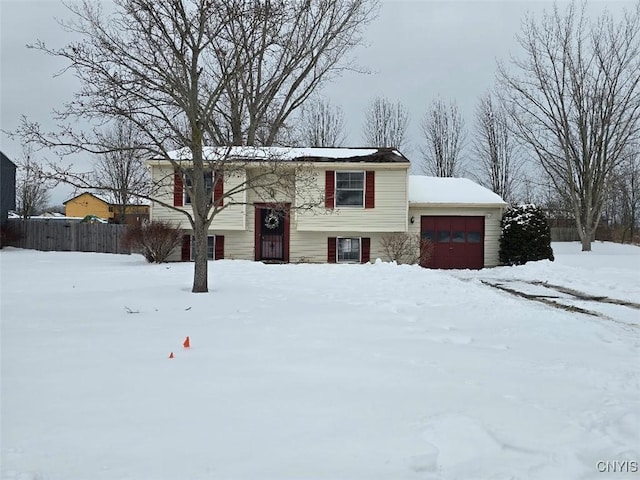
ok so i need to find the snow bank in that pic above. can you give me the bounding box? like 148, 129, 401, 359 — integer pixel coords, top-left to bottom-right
1, 243, 638, 479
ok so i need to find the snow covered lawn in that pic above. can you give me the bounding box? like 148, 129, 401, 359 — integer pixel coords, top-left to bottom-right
1, 242, 639, 479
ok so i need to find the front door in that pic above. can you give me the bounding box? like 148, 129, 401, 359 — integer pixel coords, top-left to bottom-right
255, 204, 290, 262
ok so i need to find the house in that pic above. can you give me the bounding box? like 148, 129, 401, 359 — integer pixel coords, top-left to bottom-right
1, 151, 17, 229
64, 192, 149, 225
148, 147, 507, 269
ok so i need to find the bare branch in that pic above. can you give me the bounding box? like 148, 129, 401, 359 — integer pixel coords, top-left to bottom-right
498, 1, 640, 251
15, 146, 56, 219
297, 98, 348, 147
362, 96, 410, 151
471, 92, 523, 202
420, 97, 466, 177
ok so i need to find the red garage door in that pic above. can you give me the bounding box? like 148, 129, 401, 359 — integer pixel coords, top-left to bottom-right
420, 216, 484, 269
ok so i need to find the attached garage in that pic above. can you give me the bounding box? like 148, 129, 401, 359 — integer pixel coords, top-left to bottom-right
408, 176, 507, 269
420, 215, 485, 269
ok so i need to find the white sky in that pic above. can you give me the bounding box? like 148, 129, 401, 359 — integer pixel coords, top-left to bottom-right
0, 0, 633, 204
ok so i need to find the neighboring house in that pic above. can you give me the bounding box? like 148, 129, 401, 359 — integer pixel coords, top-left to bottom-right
148, 147, 507, 269
64, 192, 149, 225
1, 151, 17, 228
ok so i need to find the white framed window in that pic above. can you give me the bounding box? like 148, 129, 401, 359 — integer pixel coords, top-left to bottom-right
335, 171, 364, 207
337, 237, 361, 263
190, 235, 215, 260
185, 171, 213, 205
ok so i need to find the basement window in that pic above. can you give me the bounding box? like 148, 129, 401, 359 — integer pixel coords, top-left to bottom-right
190, 235, 215, 260
337, 237, 361, 263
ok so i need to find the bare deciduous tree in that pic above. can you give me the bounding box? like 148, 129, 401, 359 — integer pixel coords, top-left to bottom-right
472, 92, 522, 202
498, 2, 640, 251
298, 99, 347, 147
16, 148, 53, 219
92, 120, 149, 223
420, 98, 465, 177
604, 145, 640, 243
362, 96, 410, 150
217, 0, 378, 146
13, 0, 378, 293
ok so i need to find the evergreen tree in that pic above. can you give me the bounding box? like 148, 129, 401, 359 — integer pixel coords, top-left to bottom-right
499, 204, 554, 265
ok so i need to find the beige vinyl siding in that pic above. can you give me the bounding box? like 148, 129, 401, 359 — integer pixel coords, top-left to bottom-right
150, 165, 247, 230
296, 165, 409, 232
164, 229, 255, 262
407, 206, 504, 267
210, 230, 255, 260
169, 227, 400, 265
246, 173, 295, 205
210, 194, 400, 262
289, 231, 401, 263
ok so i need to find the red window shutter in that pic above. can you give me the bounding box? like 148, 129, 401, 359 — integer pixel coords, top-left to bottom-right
365, 171, 375, 208
325, 170, 335, 209
361, 237, 371, 263
174, 171, 184, 207
181, 234, 191, 261
214, 235, 224, 260
214, 172, 224, 207
328, 237, 337, 263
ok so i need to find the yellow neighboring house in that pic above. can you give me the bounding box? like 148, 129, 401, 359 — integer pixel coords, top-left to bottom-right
64, 192, 149, 225
64, 192, 112, 220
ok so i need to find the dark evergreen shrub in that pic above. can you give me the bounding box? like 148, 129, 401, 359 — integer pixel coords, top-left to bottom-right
0, 223, 21, 248
499, 204, 554, 265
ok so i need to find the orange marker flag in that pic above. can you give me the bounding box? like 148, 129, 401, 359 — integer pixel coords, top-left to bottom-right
169, 352, 174, 359
183, 336, 190, 348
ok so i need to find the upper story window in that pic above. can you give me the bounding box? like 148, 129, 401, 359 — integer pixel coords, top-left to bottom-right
335, 171, 364, 207
185, 171, 213, 205
174, 169, 223, 208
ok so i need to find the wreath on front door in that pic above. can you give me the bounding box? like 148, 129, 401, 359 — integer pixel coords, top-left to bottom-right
264, 211, 280, 230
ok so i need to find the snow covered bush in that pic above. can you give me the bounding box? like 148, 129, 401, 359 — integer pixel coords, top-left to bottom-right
499, 204, 554, 265
122, 220, 183, 263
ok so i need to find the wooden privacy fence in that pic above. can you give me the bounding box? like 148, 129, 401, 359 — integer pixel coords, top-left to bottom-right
550, 226, 610, 242
550, 227, 581, 242
6, 219, 131, 254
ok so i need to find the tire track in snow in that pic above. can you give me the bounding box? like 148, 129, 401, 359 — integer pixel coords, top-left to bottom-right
479, 280, 639, 330
527, 280, 640, 309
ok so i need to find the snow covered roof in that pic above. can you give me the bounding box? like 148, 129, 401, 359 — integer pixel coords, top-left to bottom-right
408, 175, 507, 206
64, 192, 112, 205
162, 146, 409, 163
63, 191, 151, 206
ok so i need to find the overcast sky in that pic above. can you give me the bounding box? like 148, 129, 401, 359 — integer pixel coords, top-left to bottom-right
0, 0, 632, 204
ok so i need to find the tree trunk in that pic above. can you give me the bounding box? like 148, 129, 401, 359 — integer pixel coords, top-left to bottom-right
578, 219, 594, 250
580, 233, 592, 252
192, 218, 208, 293
119, 204, 126, 224
631, 204, 637, 244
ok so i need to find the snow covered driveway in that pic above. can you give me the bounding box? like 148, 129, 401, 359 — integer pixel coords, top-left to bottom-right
459, 242, 640, 329
1, 242, 639, 479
